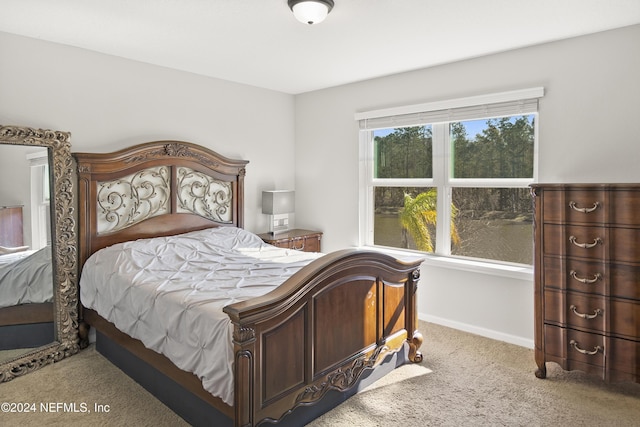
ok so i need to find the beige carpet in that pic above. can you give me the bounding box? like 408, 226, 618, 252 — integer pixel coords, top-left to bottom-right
0, 321, 638, 426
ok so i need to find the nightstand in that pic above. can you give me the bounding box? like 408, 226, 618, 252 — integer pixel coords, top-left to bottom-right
257, 229, 322, 253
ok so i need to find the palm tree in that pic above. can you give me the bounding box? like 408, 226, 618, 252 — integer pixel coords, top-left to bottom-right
399, 189, 460, 252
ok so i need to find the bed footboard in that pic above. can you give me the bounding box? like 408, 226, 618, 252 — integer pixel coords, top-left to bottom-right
223, 249, 423, 427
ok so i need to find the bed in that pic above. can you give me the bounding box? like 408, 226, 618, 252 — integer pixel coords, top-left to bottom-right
74, 141, 424, 427
0, 247, 53, 308
0, 247, 54, 350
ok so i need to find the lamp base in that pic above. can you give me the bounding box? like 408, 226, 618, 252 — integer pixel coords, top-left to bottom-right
269, 214, 290, 235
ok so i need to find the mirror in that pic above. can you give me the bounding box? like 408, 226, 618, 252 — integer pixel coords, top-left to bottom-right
0, 145, 54, 359
0, 125, 79, 381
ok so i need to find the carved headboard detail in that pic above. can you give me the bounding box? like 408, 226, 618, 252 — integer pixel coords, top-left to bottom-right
74, 141, 248, 268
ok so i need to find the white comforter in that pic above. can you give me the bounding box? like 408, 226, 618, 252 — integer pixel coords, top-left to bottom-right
0, 247, 53, 308
80, 226, 322, 406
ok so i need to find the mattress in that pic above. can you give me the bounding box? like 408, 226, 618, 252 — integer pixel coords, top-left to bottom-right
0, 247, 53, 308
80, 226, 322, 406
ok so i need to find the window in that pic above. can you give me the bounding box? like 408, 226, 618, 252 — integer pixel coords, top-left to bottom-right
27, 149, 52, 248
357, 88, 543, 265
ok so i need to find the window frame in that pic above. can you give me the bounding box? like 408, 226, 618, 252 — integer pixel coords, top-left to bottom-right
357, 88, 542, 273
26, 149, 52, 249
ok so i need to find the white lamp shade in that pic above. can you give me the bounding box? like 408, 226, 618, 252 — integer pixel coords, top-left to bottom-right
262, 190, 295, 215
291, 1, 331, 25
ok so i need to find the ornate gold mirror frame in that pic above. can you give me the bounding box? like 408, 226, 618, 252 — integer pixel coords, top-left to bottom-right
0, 125, 79, 381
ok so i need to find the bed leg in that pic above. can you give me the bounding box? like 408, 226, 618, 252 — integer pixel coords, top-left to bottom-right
408, 330, 423, 363
407, 268, 423, 363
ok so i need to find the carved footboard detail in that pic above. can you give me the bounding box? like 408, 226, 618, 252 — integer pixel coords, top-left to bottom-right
295, 344, 389, 406
224, 249, 424, 427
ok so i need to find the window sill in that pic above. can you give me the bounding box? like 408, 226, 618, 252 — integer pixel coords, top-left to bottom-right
359, 246, 533, 281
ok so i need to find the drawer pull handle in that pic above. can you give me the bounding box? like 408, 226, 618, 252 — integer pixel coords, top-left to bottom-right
570, 304, 602, 319
569, 340, 602, 356
569, 201, 599, 213
291, 241, 305, 251
569, 270, 601, 284
569, 236, 602, 249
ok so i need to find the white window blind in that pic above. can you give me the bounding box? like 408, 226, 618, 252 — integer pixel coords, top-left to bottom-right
356, 87, 543, 130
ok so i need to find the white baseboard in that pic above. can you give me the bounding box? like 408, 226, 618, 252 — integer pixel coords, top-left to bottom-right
418, 312, 534, 349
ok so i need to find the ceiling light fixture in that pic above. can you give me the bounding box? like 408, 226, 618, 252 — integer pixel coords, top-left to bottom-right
288, 0, 334, 25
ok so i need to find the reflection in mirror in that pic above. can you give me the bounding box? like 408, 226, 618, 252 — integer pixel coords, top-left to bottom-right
0, 126, 79, 381
0, 146, 54, 360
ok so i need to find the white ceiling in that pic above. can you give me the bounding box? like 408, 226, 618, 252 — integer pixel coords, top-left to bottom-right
1, 0, 639, 94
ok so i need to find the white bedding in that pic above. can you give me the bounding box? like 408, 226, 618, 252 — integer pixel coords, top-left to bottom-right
0, 247, 53, 309
80, 226, 322, 406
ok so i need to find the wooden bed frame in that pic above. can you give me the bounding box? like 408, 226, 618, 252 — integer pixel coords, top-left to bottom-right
0, 303, 54, 350
74, 141, 424, 427
0, 250, 55, 350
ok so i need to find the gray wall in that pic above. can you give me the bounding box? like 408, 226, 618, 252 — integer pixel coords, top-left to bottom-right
0, 31, 297, 233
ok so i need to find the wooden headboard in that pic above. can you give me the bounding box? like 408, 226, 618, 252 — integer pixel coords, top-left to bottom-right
74, 141, 248, 268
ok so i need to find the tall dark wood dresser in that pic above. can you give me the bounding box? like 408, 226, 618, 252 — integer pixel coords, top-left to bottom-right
531, 184, 639, 382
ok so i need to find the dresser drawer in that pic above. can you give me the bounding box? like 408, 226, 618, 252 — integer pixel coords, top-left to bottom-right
544, 325, 639, 381
543, 256, 640, 299
544, 289, 640, 340
288, 235, 320, 252
259, 229, 322, 253
270, 240, 291, 249
541, 188, 640, 226
544, 325, 605, 371
271, 237, 317, 252
544, 290, 605, 333
542, 190, 605, 224
543, 224, 640, 263
543, 224, 605, 260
